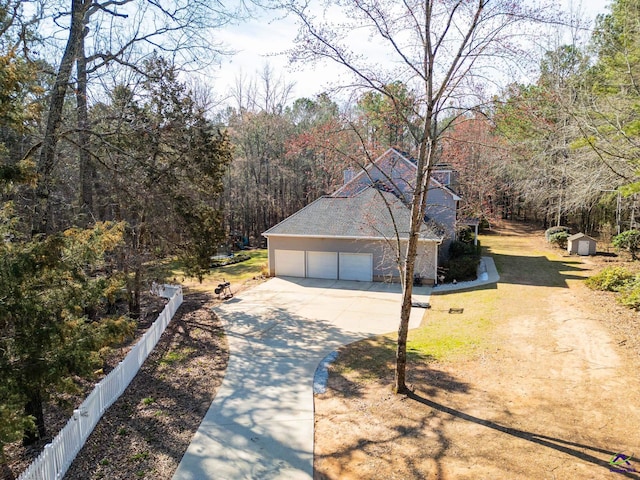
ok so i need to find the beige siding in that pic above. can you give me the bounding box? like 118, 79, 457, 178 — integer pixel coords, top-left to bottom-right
266, 236, 438, 283
425, 185, 457, 239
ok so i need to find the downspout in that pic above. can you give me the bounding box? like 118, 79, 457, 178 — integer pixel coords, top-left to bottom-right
435, 238, 443, 285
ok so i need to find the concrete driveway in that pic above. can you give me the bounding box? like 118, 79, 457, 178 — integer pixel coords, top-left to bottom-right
172, 277, 431, 480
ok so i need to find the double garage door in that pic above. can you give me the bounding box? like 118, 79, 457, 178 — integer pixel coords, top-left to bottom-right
274, 250, 373, 282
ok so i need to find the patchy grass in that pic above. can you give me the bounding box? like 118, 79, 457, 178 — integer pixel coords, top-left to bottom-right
407, 287, 497, 361
152, 249, 268, 293
332, 289, 496, 383
331, 337, 396, 381
331, 336, 436, 386
331, 224, 590, 386
159, 347, 195, 366
481, 226, 588, 288
129, 451, 149, 462
333, 251, 499, 384
315, 221, 640, 480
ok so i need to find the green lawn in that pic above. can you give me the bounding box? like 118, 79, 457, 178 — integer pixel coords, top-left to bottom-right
333, 272, 499, 383
406, 286, 497, 360
155, 249, 268, 293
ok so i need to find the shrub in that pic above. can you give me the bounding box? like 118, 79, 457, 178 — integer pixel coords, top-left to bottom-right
456, 226, 475, 244
449, 239, 481, 259
545, 226, 570, 242
618, 279, 640, 310
210, 253, 250, 268
613, 230, 640, 260
260, 263, 270, 277
585, 266, 634, 292
444, 256, 480, 282
549, 231, 569, 249
449, 240, 469, 258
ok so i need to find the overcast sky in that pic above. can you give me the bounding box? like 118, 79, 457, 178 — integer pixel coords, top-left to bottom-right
206, 0, 612, 105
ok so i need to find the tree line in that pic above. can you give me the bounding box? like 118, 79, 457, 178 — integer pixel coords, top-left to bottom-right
221, 0, 640, 244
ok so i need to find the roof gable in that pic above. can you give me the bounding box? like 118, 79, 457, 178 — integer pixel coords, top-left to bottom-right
568, 233, 596, 242
332, 148, 416, 198
332, 148, 460, 201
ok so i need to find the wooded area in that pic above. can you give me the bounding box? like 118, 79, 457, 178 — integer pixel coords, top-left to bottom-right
1, 0, 640, 471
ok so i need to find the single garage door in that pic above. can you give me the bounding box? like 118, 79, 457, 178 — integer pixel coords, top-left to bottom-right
578, 240, 590, 256
274, 250, 305, 277
339, 252, 373, 282
307, 251, 338, 279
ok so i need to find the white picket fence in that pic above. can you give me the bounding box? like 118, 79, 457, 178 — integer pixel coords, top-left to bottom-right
17, 285, 184, 480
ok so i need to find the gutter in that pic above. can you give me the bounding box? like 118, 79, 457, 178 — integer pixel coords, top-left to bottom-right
262, 233, 443, 242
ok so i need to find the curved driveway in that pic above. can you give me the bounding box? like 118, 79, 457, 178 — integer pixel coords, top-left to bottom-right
172, 277, 431, 480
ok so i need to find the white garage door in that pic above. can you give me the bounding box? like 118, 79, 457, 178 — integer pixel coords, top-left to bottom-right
274, 250, 305, 277
339, 253, 373, 282
307, 251, 338, 279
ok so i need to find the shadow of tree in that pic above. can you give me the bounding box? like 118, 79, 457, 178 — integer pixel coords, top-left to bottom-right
64, 292, 229, 480
327, 338, 466, 397
314, 375, 637, 480
172, 297, 379, 479
486, 250, 587, 288
406, 392, 640, 479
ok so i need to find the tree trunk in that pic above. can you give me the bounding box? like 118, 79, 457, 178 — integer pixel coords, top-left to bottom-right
33, 0, 90, 236
22, 390, 45, 446
127, 217, 146, 319
77, 23, 94, 225
394, 131, 434, 394
130, 267, 141, 318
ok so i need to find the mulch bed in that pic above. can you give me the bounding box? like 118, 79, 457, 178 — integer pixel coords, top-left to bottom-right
3, 291, 229, 480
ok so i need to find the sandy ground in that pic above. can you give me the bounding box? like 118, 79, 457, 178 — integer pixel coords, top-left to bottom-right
314, 222, 640, 480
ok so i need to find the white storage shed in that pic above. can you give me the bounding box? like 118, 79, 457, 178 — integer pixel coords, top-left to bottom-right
567, 233, 597, 256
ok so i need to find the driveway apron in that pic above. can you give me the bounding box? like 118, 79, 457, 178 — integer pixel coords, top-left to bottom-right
172, 277, 431, 480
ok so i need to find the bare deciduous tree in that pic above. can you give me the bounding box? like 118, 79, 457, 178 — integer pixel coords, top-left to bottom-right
284, 0, 556, 393
33, 0, 239, 235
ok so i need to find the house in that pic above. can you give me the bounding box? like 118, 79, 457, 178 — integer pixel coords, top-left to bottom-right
262, 148, 461, 284
567, 233, 597, 256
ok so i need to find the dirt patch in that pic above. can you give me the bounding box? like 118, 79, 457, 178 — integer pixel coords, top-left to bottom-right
314, 221, 640, 479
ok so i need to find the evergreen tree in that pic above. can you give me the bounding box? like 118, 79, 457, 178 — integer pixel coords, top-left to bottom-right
0, 213, 133, 449
90, 55, 232, 300
582, 0, 640, 192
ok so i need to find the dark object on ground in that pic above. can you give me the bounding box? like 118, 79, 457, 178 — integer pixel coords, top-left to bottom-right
449, 307, 464, 314
214, 281, 233, 300
411, 301, 431, 308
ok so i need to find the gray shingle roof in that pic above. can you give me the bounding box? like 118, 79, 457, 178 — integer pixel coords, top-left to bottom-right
263, 187, 442, 241
568, 233, 595, 241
